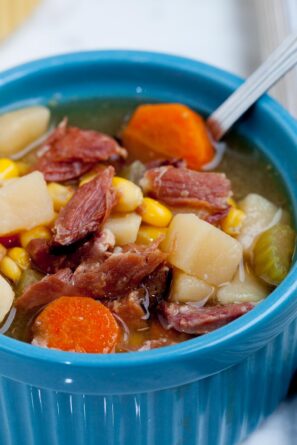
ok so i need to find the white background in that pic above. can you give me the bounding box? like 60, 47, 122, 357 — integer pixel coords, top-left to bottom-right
0, 1, 296, 444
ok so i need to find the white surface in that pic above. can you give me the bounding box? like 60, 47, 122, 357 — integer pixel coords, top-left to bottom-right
0, 1, 295, 444
0, 0, 260, 76
253, 0, 297, 117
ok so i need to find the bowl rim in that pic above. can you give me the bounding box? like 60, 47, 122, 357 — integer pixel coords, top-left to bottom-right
0, 49, 297, 380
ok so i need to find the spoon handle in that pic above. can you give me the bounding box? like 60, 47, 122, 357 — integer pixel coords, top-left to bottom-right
207, 33, 297, 141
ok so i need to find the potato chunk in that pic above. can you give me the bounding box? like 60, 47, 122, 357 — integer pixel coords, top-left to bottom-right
217, 263, 270, 304
162, 214, 242, 285
0, 106, 50, 157
169, 269, 214, 303
238, 194, 289, 252
0, 274, 14, 322
104, 213, 142, 245
0, 172, 54, 235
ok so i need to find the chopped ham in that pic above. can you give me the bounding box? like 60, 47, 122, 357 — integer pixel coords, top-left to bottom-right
34, 119, 127, 181
142, 265, 171, 308
160, 302, 254, 334
105, 266, 170, 329
53, 167, 117, 246
106, 291, 147, 330
79, 229, 115, 262
34, 159, 92, 182
73, 241, 167, 298
27, 239, 66, 274
15, 269, 83, 310
141, 166, 231, 211
18, 241, 166, 310
27, 229, 115, 274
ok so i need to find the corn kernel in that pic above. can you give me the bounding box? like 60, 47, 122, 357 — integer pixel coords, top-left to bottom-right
227, 197, 237, 208
0, 158, 19, 180
20, 226, 52, 248
112, 177, 143, 212
47, 182, 74, 211
79, 171, 99, 187
0, 256, 22, 282
136, 225, 167, 245
48, 212, 59, 227
8, 247, 30, 270
15, 161, 30, 176
221, 207, 246, 236
140, 197, 172, 227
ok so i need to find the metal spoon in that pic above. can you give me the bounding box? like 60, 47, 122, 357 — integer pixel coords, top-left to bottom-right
207, 33, 297, 141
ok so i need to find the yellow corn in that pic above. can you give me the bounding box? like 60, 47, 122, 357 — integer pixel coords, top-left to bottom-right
112, 177, 143, 212
0, 158, 19, 180
8, 247, 30, 270
221, 207, 246, 236
47, 182, 74, 211
79, 170, 99, 187
140, 197, 172, 227
136, 225, 167, 245
15, 161, 30, 176
227, 197, 237, 208
48, 212, 59, 227
20, 225, 52, 248
0, 256, 22, 283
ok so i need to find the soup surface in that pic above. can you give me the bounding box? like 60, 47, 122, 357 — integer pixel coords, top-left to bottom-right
0, 99, 294, 353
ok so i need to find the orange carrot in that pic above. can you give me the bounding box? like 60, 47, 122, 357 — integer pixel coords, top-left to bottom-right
32, 296, 119, 353
122, 103, 214, 169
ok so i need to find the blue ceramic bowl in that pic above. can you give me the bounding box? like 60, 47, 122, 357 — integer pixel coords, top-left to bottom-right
0, 51, 297, 445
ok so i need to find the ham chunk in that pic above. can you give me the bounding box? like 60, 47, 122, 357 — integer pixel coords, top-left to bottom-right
27, 230, 115, 275
160, 302, 254, 334
34, 159, 92, 183
34, 119, 127, 181
27, 239, 66, 274
73, 241, 167, 298
18, 241, 167, 309
53, 167, 117, 246
106, 291, 148, 330
15, 269, 83, 310
141, 166, 231, 211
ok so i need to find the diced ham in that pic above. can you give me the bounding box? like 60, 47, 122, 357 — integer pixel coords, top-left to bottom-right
77, 229, 115, 262
18, 240, 167, 310
106, 291, 147, 330
73, 241, 167, 298
104, 265, 170, 331
160, 302, 254, 334
141, 166, 231, 211
205, 207, 230, 226
34, 119, 127, 181
15, 269, 83, 310
34, 159, 92, 182
142, 265, 171, 308
53, 167, 117, 246
27, 239, 66, 274
27, 230, 115, 274
46, 121, 126, 163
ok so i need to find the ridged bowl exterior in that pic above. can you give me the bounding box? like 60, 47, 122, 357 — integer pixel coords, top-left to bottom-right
1, 319, 297, 445
0, 51, 297, 445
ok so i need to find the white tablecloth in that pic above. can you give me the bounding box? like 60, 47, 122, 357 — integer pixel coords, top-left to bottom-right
0, 1, 295, 443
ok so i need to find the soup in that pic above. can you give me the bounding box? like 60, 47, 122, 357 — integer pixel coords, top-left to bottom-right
0, 100, 294, 353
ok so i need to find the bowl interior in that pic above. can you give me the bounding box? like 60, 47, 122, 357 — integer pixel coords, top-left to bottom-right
0, 51, 297, 394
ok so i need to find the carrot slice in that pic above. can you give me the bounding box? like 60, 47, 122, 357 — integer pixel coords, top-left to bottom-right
122, 103, 214, 169
32, 296, 119, 353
